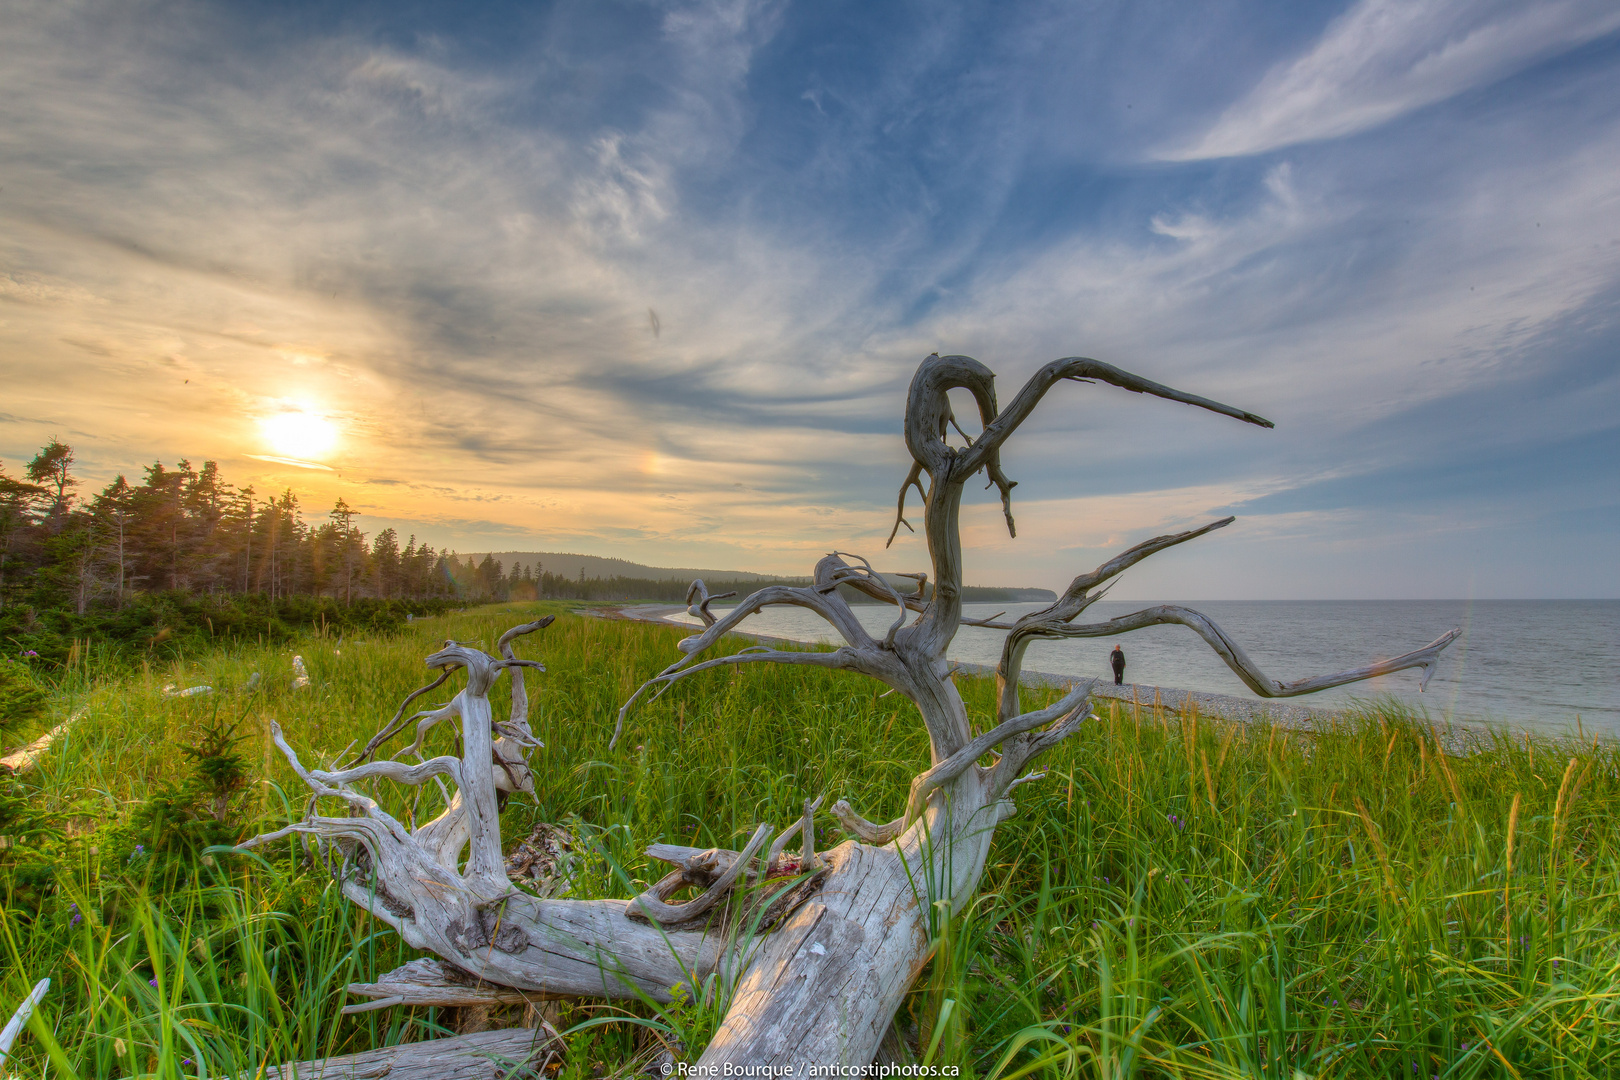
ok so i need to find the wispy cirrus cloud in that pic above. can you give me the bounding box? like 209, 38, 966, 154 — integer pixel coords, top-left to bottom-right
1161, 0, 1620, 160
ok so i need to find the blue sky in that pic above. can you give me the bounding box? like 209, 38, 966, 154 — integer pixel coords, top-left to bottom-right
1, 0, 1616, 597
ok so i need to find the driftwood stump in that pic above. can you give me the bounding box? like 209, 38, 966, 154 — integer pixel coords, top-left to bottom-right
244, 353, 1458, 1070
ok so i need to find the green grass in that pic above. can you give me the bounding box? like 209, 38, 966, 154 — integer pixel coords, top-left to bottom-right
2, 602, 1617, 1078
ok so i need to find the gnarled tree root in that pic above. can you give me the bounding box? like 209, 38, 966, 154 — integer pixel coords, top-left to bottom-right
244, 352, 1459, 1071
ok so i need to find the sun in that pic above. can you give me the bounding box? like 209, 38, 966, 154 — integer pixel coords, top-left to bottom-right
262, 409, 339, 460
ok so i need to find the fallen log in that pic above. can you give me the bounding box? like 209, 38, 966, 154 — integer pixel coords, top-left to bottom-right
257, 1027, 556, 1080
0, 710, 83, 774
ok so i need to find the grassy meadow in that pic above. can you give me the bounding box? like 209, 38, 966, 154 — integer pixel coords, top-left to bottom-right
2, 602, 1618, 1078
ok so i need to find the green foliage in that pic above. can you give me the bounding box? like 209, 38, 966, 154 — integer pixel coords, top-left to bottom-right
1, 709, 260, 918
0, 656, 48, 730
0, 771, 71, 911
124, 709, 252, 864
894, 699, 1620, 1079
0, 775, 65, 914
2, 591, 460, 670
0, 604, 1616, 1079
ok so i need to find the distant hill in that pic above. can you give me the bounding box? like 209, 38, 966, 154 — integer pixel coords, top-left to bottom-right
474, 551, 1056, 603
479, 552, 782, 585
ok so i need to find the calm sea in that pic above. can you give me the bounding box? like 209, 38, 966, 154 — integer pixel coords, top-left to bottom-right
665, 600, 1620, 737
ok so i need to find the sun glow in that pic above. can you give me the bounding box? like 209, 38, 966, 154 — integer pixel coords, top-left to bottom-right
262, 408, 339, 460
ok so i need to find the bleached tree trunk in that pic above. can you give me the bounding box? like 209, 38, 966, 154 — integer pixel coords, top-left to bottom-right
244, 353, 1459, 1070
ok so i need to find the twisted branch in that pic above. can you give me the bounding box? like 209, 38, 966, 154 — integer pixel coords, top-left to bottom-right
306, 754, 466, 793
399, 703, 460, 759
352, 670, 452, 766
993, 518, 1233, 720
631, 823, 775, 924
676, 584, 875, 657
817, 551, 912, 648
491, 616, 554, 796
686, 580, 738, 628
247, 721, 415, 848
613, 645, 890, 749
1037, 608, 1461, 697
905, 682, 1096, 822
885, 461, 929, 548
829, 800, 902, 845
957, 355, 1274, 480
499, 616, 554, 731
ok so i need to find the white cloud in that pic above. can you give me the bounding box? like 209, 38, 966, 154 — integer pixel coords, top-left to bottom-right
1162, 0, 1620, 160
934, 113, 1620, 442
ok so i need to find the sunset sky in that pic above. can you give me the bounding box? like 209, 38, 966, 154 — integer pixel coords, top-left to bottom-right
2, 0, 1617, 598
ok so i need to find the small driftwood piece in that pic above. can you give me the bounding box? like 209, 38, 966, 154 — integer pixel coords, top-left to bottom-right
630, 823, 775, 924
162, 683, 213, 698
342, 959, 550, 1015
0, 978, 49, 1068
291, 655, 312, 691
256, 1027, 558, 1080
0, 711, 83, 774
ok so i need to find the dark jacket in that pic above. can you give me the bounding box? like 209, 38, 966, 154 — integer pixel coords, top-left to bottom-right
1110, 649, 1125, 674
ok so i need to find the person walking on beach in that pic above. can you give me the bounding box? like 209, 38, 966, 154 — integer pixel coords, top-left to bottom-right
1110, 645, 1126, 685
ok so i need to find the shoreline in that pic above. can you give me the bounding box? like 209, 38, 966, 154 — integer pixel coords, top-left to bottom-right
586, 603, 1366, 734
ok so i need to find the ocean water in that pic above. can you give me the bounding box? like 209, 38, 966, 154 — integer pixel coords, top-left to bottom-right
665, 600, 1620, 736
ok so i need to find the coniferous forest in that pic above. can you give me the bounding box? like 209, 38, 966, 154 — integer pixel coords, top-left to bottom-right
0, 439, 475, 665
0, 438, 1048, 670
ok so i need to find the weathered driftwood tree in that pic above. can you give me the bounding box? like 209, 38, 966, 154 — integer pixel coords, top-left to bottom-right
243, 354, 1458, 1070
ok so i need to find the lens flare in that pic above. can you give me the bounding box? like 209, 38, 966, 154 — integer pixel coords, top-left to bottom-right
262, 409, 338, 460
